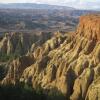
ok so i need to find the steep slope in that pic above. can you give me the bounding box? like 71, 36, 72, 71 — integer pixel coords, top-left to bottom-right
0, 32, 52, 61
1, 14, 100, 100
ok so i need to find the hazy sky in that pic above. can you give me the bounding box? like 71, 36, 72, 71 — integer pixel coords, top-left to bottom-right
0, 0, 100, 9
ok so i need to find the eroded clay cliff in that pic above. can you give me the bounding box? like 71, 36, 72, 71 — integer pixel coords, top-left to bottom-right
1, 14, 100, 100
0, 32, 52, 56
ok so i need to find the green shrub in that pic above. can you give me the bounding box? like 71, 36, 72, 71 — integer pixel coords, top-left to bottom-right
0, 53, 20, 62
0, 83, 66, 100
0, 65, 6, 80
0, 84, 46, 100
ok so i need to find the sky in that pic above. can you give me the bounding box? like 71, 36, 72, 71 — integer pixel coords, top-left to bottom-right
0, 0, 100, 10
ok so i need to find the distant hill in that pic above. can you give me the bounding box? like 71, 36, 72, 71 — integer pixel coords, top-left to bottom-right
0, 3, 75, 10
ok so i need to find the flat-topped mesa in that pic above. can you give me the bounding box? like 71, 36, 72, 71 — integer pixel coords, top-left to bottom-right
76, 14, 100, 41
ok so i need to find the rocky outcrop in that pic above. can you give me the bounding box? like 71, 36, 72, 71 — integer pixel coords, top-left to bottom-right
70, 68, 94, 100
77, 14, 100, 41
0, 32, 52, 57
1, 54, 34, 85
1, 14, 100, 100
86, 77, 100, 100
0, 33, 13, 55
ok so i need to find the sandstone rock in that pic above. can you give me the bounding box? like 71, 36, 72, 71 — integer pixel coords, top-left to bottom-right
86, 77, 100, 100
0, 32, 52, 57
70, 68, 94, 100
77, 14, 100, 41
2, 55, 34, 85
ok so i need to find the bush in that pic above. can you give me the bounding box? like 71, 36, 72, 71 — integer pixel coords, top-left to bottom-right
46, 88, 66, 100
0, 84, 46, 100
0, 53, 20, 62
0, 83, 66, 100
0, 65, 6, 80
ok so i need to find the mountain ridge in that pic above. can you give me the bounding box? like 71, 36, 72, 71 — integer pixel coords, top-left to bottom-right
0, 3, 75, 10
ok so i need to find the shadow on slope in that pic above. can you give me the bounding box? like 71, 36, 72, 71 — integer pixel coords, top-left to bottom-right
0, 83, 66, 100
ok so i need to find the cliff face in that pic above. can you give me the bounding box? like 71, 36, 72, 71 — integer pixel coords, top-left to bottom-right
0, 32, 52, 57
1, 14, 100, 100
77, 14, 100, 41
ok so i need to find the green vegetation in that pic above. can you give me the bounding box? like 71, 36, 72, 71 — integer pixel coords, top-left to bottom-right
0, 84, 46, 100
0, 54, 10, 62
0, 83, 66, 100
0, 65, 6, 80
0, 53, 20, 62
47, 88, 66, 100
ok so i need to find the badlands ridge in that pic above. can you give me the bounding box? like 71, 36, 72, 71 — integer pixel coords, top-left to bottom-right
0, 14, 100, 100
